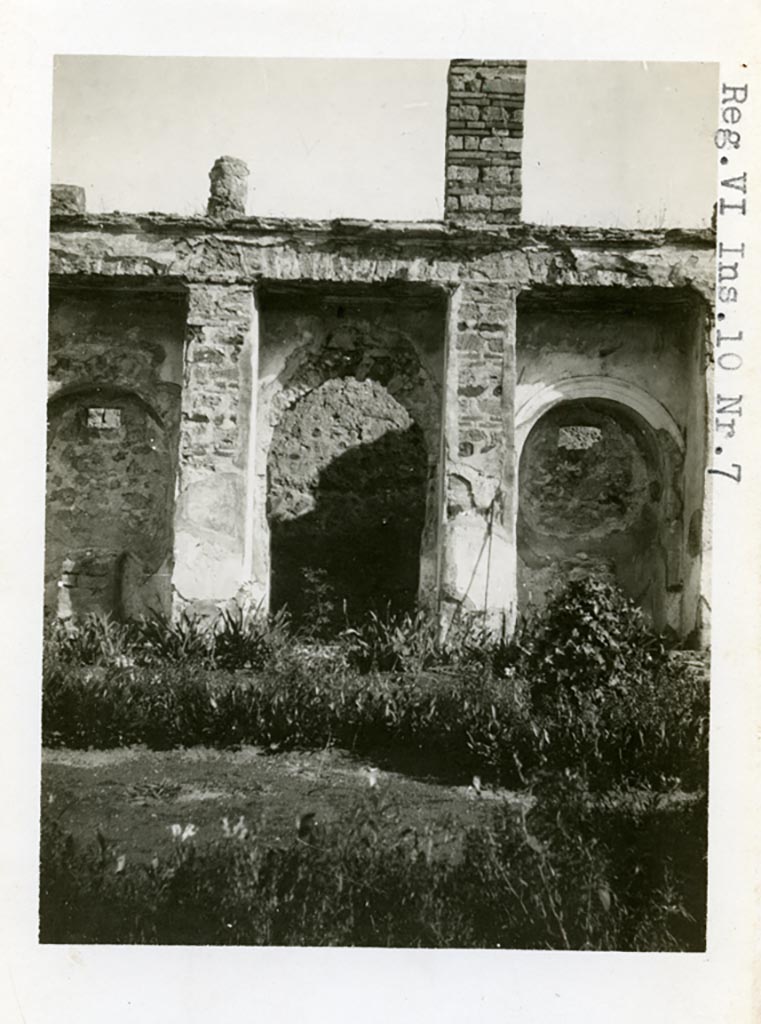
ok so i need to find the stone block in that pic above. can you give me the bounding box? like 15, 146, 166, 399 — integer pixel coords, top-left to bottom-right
446, 164, 479, 183
51, 185, 86, 216
482, 76, 526, 94
483, 106, 513, 123
481, 165, 514, 186
449, 104, 481, 120
460, 194, 492, 212
491, 195, 522, 213
456, 331, 484, 351
480, 135, 523, 153
186, 284, 253, 325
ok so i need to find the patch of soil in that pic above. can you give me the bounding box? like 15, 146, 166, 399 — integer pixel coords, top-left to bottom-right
41, 745, 520, 863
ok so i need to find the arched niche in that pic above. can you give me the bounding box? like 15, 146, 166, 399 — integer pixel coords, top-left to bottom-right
516, 393, 684, 629
254, 309, 443, 626
45, 384, 177, 619
516, 376, 684, 458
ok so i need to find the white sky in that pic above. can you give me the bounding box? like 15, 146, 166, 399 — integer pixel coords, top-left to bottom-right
52, 57, 718, 228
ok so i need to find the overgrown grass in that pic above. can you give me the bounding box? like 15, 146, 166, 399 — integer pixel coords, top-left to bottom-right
39, 778, 707, 949
40, 658, 708, 790
41, 579, 709, 791
43, 604, 293, 672
39, 579, 710, 950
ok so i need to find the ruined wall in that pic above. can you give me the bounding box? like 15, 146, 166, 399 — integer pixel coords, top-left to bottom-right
47, 203, 715, 639
515, 290, 707, 634
445, 60, 526, 228
255, 287, 445, 616
46, 288, 186, 617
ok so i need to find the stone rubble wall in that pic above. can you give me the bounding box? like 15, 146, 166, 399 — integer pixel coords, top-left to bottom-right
45, 290, 186, 619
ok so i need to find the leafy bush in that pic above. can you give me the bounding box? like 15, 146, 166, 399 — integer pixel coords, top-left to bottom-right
41, 652, 707, 790
523, 577, 668, 713
131, 611, 215, 667
298, 567, 342, 640
39, 782, 706, 950
43, 603, 293, 674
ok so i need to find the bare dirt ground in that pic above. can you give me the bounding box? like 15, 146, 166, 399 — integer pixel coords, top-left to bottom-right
41, 746, 523, 862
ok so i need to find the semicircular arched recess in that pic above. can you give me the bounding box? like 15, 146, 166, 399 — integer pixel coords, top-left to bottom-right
45, 385, 176, 619
48, 382, 166, 428
252, 313, 443, 620
515, 376, 684, 458
516, 393, 685, 629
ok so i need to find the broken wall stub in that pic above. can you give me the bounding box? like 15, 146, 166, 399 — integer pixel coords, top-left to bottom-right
254, 286, 446, 618
445, 60, 526, 228
45, 288, 186, 618
207, 156, 250, 219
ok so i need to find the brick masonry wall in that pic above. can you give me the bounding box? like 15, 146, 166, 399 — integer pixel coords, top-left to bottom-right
172, 284, 257, 609
445, 60, 526, 228
439, 277, 518, 627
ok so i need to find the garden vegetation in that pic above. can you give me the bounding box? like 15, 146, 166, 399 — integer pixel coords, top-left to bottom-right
39, 578, 709, 949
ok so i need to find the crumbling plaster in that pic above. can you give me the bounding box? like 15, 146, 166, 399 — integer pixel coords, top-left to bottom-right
48, 213, 714, 638
46, 288, 186, 618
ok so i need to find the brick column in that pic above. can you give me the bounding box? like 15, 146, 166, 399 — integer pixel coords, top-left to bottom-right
439, 280, 518, 633
172, 284, 258, 613
444, 60, 526, 228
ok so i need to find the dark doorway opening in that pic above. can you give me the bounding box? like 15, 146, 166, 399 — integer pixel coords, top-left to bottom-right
267, 378, 428, 635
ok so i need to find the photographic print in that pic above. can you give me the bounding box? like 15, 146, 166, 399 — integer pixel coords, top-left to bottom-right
40, 55, 717, 951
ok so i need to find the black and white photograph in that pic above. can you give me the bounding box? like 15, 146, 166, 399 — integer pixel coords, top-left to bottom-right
40, 55, 716, 950
0, 3, 759, 1022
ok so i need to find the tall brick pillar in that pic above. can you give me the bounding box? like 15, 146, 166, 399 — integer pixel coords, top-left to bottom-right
444, 60, 526, 228
171, 284, 258, 613
438, 58, 526, 632
439, 280, 518, 634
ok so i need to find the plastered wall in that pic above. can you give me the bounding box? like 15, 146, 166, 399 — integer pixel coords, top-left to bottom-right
46, 287, 186, 617
515, 288, 709, 636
